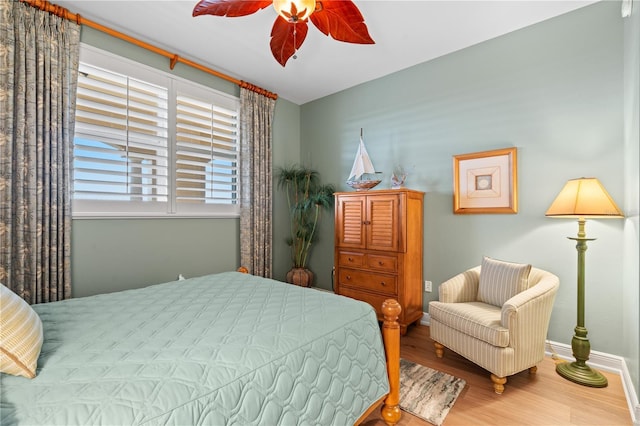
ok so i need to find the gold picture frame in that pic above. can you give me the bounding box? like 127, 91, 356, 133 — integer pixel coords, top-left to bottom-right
453, 147, 518, 214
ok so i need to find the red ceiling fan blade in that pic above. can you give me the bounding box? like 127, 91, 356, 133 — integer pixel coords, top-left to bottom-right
270, 17, 308, 67
193, 0, 273, 17
310, 0, 374, 44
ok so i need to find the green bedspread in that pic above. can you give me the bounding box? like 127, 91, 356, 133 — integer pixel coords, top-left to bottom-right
0, 272, 389, 425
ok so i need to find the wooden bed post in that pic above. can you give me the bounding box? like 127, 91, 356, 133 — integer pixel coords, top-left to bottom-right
381, 299, 402, 426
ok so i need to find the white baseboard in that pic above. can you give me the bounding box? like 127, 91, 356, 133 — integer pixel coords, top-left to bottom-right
545, 340, 623, 373
624, 365, 640, 426
419, 312, 639, 425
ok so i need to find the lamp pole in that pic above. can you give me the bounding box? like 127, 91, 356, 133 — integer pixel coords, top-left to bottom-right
555, 217, 608, 387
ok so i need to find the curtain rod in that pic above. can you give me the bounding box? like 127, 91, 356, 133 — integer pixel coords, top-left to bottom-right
21, 0, 278, 100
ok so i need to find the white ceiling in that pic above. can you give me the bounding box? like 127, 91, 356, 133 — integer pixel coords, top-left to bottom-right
53, 0, 598, 105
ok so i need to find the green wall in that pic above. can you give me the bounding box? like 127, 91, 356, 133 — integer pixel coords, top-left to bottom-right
72, 218, 239, 297
623, 0, 640, 401
300, 1, 632, 361
72, 27, 301, 296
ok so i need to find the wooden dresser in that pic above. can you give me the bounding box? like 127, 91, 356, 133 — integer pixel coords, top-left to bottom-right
334, 188, 424, 335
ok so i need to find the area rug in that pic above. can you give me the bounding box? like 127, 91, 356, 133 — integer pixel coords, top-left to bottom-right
399, 358, 466, 426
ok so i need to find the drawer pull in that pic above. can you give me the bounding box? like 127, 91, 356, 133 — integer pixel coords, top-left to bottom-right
380, 281, 386, 286
346, 275, 352, 280
348, 257, 354, 262
378, 261, 384, 266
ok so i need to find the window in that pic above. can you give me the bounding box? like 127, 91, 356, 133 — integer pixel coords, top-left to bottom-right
73, 46, 240, 217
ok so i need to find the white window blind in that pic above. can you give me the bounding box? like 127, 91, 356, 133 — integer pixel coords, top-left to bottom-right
72, 45, 240, 217
74, 63, 169, 203
176, 94, 238, 206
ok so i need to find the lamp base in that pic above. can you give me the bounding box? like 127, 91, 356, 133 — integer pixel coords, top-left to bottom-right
556, 361, 608, 388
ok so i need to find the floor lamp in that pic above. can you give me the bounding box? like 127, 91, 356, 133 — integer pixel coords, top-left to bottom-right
545, 177, 624, 387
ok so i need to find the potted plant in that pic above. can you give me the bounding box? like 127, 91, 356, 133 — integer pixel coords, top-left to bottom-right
276, 165, 335, 287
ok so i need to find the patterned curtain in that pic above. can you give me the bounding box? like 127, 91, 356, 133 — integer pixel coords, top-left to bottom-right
239, 88, 276, 277
0, 0, 80, 304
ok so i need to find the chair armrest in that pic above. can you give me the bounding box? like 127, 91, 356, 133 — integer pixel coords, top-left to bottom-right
501, 273, 560, 349
439, 266, 481, 303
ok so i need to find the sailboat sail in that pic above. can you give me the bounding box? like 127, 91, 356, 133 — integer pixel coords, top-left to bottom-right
347, 130, 377, 181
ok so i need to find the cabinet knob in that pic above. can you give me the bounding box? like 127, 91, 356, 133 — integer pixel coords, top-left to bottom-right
348, 257, 354, 262
363, 220, 371, 225
346, 275, 352, 280
380, 282, 386, 286
378, 261, 384, 266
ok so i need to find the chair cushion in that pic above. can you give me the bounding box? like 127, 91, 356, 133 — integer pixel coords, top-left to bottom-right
477, 257, 531, 307
429, 301, 509, 347
0, 284, 43, 379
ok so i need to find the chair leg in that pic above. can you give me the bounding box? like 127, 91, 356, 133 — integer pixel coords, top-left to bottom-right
490, 374, 507, 394
434, 342, 444, 358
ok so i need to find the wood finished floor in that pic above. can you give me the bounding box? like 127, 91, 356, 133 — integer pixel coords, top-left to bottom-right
363, 325, 632, 426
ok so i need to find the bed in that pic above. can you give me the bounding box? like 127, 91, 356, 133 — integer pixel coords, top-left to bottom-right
1, 270, 401, 425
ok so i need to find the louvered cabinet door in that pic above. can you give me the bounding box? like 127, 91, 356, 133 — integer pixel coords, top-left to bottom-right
335, 195, 366, 249
366, 194, 400, 252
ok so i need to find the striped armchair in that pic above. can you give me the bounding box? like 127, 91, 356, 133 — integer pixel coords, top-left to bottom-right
429, 260, 559, 394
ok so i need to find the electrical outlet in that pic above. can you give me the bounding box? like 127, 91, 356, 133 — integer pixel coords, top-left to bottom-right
424, 280, 432, 292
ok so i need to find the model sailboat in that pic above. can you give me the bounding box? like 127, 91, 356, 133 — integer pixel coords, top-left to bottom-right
346, 129, 381, 191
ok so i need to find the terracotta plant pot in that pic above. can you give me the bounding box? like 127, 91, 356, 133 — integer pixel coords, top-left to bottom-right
286, 268, 314, 287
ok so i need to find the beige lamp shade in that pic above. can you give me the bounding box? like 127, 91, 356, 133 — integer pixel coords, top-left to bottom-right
545, 177, 624, 218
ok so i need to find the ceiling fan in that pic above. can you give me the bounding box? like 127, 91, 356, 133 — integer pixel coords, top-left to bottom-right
192, 0, 375, 67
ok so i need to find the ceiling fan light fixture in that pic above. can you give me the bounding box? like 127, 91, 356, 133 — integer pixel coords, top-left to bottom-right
193, 0, 374, 67
273, 0, 316, 22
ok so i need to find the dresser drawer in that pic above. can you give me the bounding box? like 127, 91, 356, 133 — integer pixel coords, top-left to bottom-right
338, 268, 397, 296
366, 254, 398, 272
338, 251, 365, 268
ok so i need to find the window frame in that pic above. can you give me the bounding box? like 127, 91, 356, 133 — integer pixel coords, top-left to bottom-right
72, 44, 241, 219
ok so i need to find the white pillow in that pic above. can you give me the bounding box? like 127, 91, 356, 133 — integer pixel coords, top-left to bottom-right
477, 256, 531, 307
0, 284, 43, 379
